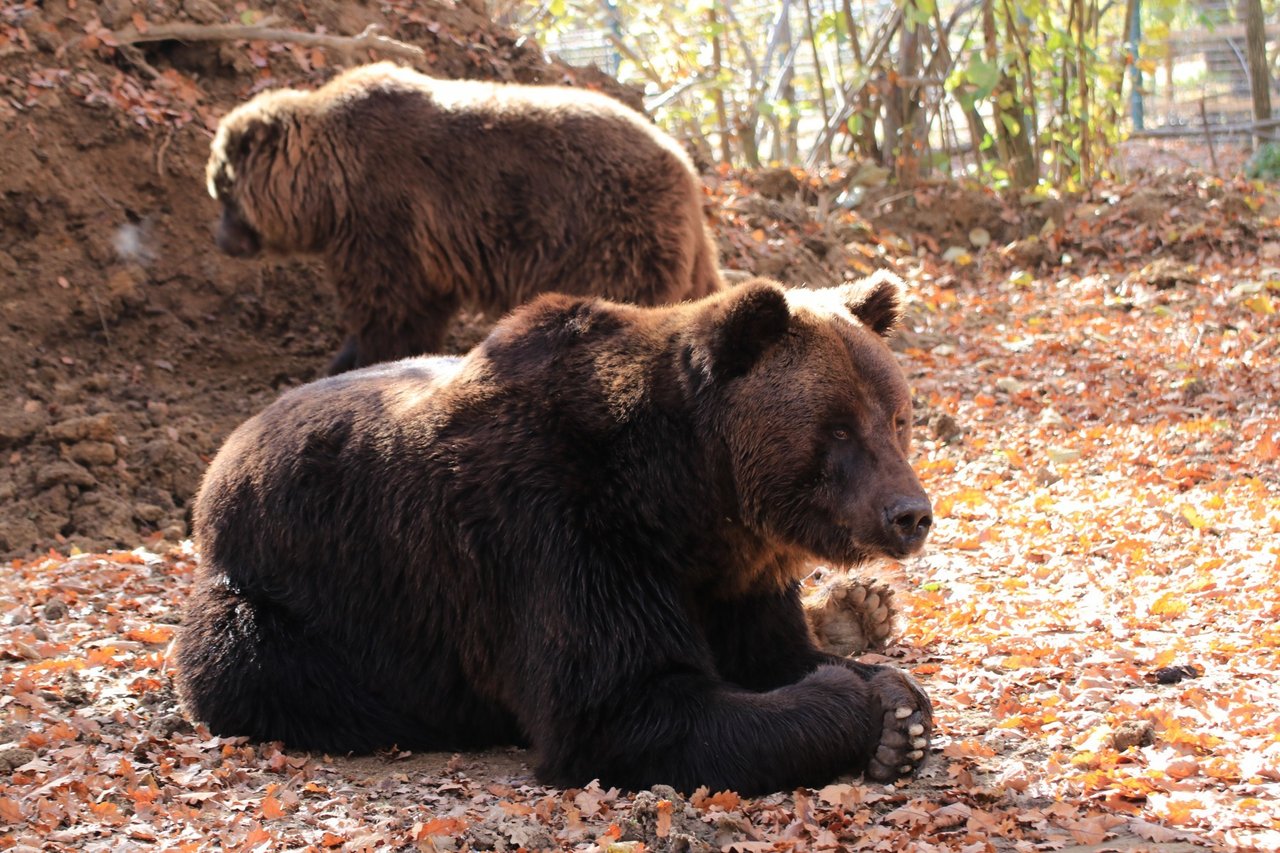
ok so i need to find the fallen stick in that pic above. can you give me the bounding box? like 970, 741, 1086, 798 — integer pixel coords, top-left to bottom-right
1199, 97, 1220, 175
110, 21, 426, 63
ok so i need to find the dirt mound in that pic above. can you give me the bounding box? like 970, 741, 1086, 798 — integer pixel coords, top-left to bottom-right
0, 0, 642, 558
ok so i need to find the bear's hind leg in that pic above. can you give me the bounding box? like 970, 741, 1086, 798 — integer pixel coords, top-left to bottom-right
175, 577, 451, 754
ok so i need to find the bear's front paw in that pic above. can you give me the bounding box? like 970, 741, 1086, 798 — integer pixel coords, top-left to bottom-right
864, 668, 932, 783
803, 575, 896, 657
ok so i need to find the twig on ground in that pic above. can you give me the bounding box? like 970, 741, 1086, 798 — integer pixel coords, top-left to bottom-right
110, 22, 425, 64
118, 43, 161, 79
155, 127, 174, 178
1199, 98, 1220, 174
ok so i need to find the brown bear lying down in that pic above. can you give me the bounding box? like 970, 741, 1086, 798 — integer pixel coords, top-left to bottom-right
205, 62, 723, 373
175, 274, 933, 795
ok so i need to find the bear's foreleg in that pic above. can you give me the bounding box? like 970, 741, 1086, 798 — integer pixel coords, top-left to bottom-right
696, 584, 932, 784
540, 665, 895, 795
333, 290, 461, 373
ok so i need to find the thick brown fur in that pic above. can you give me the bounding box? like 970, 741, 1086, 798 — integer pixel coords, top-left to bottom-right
207, 62, 723, 372
175, 275, 933, 795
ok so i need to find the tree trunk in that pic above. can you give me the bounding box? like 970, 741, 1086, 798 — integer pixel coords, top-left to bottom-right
802, 0, 832, 164
1244, 0, 1273, 145
885, 4, 921, 185
1076, 0, 1092, 185
709, 5, 733, 164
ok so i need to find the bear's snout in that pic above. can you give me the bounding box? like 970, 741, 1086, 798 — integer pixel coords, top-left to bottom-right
882, 495, 932, 555
216, 207, 262, 258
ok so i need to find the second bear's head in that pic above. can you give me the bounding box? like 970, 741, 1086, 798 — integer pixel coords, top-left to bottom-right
206, 86, 339, 258
688, 273, 932, 567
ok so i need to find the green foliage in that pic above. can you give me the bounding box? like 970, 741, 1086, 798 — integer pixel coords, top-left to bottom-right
1246, 142, 1280, 180
522, 0, 1140, 189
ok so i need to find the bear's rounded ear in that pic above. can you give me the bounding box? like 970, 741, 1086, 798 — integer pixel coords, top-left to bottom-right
698, 278, 790, 380
841, 270, 905, 337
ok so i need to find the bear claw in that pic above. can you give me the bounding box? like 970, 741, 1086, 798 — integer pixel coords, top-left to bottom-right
803, 575, 899, 657
863, 668, 933, 783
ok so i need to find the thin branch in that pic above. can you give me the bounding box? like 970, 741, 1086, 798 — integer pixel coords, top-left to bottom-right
802, 0, 832, 164
110, 21, 427, 63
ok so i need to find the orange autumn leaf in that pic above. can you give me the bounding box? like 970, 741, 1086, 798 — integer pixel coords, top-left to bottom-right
0, 797, 23, 824
261, 786, 286, 820
655, 799, 673, 838
692, 788, 742, 811
124, 625, 174, 644
1150, 592, 1188, 616
415, 816, 468, 837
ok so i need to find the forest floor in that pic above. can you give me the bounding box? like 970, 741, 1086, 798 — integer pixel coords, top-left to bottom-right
3, 1, 1280, 851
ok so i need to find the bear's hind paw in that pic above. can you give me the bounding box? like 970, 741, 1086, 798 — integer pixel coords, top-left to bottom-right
803, 574, 897, 657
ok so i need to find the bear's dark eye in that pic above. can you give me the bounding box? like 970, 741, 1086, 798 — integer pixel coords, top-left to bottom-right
895, 416, 908, 431
832, 427, 851, 441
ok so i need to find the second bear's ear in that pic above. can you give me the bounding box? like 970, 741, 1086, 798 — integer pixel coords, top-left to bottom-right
234, 119, 282, 162
841, 270, 905, 337
699, 279, 791, 380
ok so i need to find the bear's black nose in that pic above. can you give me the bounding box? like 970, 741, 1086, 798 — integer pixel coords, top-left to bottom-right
884, 497, 932, 553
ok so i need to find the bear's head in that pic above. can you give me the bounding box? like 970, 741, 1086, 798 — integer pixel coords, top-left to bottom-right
206, 89, 335, 258
687, 274, 931, 567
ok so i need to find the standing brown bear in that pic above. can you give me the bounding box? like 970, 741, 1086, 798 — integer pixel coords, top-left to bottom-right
175, 273, 933, 795
206, 62, 723, 373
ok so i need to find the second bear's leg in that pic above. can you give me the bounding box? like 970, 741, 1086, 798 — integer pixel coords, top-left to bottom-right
341, 292, 461, 371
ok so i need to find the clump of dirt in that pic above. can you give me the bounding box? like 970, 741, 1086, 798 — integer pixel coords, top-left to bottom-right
0, 0, 642, 559
868, 180, 1020, 250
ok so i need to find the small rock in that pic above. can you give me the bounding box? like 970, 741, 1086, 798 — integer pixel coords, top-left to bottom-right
0, 406, 48, 448
0, 747, 36, 775
46, 413, 115, 443
1111, 720, 1156, 752
66, 440, 117, 466
182, 0, 226, 24
968, 227, 991, 248
1135, 258, 1199, 290
59, 672, 91, 707
1033, 466, 1062, 487
995, 376, 1027, 394
134, 503, 165, 523
929, 413, 962, 443
43, 599, 68, 621
35, 461, 96, 489
0, 518, 40, 554
148, 713, 191, 739
1148, 663, 1202, 685
1046, 446, 1081, 465
1038, 406, 1067, 428
750, 167, 803, 201
105, 266, 145, 301
1001, 236, 1052, 268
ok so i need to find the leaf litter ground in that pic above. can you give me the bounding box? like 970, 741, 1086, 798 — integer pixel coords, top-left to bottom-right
3, 2, 1280, 849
